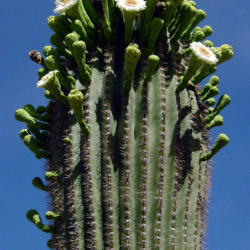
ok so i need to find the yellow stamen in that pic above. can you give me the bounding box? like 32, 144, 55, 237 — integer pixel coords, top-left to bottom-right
199, 47, 210, 57
125, 0, 138, 6
62, 0, 71, 6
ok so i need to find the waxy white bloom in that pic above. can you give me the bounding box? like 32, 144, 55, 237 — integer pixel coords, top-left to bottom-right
116, 0, 146, 12
54, 0, 79, 13
37, 70, 58, 88
190, 42, 218, 65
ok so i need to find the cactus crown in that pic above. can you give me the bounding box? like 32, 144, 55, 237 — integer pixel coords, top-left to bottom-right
17, 0, 233, 249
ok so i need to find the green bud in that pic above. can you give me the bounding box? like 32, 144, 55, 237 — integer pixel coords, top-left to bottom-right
44, 56, 57, 71
207, 107, 214, 114
208, 75, 220, 86
23, 104, 50, 122
206, 115, 224, 130
198, 83, 211, 97
15, 108, 49, 135
202, 25, 213, 38
146, 18, 164, 54
50, 34, 72, 59
201, 86, 219, 101
71, 19, 87, 41
15, 108, 36, 125
45, 211, 61, 220
203, 40, 214, 48
200, 133, 229, 161
214, 94, 231, 113
65, 32, 80, 51
71, 19, 96, 46
44, 54, 65, 74
19, 129, 30, 139
26, 209, 54, 233
144, 55, 160, 83
63, 137, 72, 144
218, 44, 233, 64
124, 44, 141, 90
181, 9, 206, 39
205, 94, 231, 123
45, 171, 59, 181
67, 89, 89, 134
191, 27, 205, 42
22, 134, 49, 159
205, 98, 216, 107
189, 1, 196, 7
210, 47, 222, 61
172, 3, 197, 41
72, 41, 91, 83
38, 68, 48, 80
32, 177, 48, 191
48, 15, 71, 38
26, 209, 42, 226
43, 46, 53, 57
36, 106, 48, 114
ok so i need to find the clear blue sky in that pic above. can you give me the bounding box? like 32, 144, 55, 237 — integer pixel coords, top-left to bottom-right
1, 0, 249, 249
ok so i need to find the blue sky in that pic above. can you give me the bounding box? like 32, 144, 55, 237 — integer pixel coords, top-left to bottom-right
0, 0, 249, 249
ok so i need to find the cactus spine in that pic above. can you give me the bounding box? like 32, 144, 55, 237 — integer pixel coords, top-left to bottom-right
16, 0, 233, 249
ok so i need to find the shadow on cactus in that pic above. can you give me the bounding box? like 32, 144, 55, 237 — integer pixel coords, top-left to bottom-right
16, 0, 233, 249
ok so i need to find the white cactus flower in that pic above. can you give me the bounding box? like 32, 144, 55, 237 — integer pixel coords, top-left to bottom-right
190, 42, 218, 65
116, 0, 146, 12
37, 70, 58, 88
54, 0, 79, 13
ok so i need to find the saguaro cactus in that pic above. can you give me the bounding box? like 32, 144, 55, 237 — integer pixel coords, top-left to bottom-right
16, 0, 233, 249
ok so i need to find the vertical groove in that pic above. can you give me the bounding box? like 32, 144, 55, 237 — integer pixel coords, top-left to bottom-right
62, 112, 79, 249
101, 49, 119, 249
71, 118, 86, 250
185, 90, 203, 249
141, 77, 149, 250
155, 43, 170, 249
48, 101, 69, 249
145, 53, 164, 249
174, 42, 194, 249
174, 88, 192, 250
120, 95, 131, 249
81, 86, 98, 249
159, 40, 182, 249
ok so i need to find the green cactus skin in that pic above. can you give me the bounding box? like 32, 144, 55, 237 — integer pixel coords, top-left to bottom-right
16, 0, 233, 249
